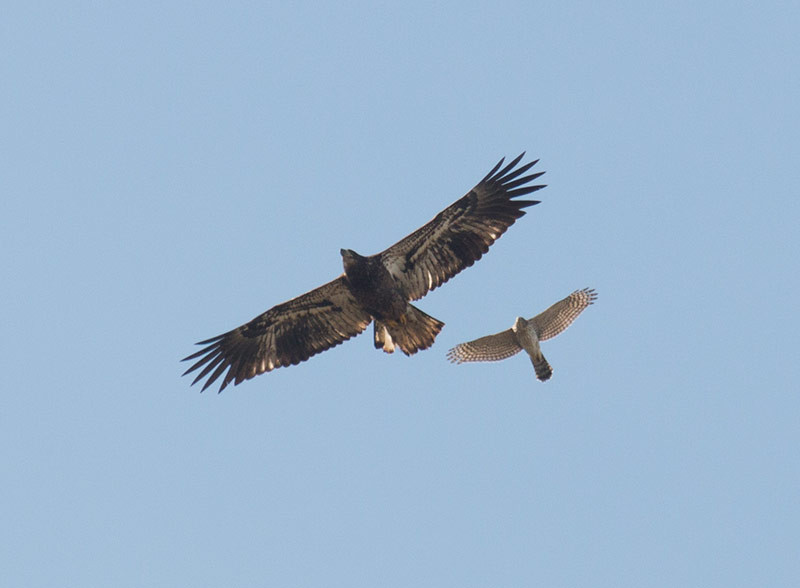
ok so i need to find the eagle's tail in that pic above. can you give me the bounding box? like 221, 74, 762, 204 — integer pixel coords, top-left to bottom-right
529, 351, 553, 382
374, 305, 445, 356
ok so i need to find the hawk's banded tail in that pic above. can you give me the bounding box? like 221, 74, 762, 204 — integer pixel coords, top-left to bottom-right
374, 305, 444, 356
530, 351, 553, 382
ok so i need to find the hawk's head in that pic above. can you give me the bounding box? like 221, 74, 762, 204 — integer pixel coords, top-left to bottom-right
512, 316, 528, 333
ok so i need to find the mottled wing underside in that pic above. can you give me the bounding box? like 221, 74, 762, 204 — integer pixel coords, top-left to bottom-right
530, 288, 597, 341
380, 153, 546, 301
182, 276, 372, 392
446, 328, 522, 364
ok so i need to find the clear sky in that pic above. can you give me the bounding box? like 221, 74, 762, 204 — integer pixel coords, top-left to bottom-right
3, 2, 799, 586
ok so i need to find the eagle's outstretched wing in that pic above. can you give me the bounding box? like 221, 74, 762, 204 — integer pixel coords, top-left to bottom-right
530, 288, 597, 341
379, 153, 545, 301
446, 328, 522, 364
182, 276, 372, 392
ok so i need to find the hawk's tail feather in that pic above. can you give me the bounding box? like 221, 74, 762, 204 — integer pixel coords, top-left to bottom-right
530, 352, 553, 382
374, 305, 445, 356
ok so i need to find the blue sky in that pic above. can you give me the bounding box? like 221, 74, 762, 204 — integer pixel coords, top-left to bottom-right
3, 2, 799, 586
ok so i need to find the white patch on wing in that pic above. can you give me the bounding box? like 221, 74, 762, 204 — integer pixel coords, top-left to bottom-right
426, 270, 433, 290
383, 254, 405, 282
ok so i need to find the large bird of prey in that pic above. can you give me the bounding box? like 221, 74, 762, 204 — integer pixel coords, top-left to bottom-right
446, 288, 597, 381
183, 154, 545, 392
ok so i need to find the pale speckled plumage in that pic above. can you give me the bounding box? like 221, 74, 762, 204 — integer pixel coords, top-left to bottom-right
447, 288, 597, 381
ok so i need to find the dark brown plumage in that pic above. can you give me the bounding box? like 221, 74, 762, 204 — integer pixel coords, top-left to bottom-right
182, 153, 545, 392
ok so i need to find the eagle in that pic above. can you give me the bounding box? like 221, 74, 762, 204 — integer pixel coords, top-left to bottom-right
183, 153, 545, 392
446, 288, 597, 381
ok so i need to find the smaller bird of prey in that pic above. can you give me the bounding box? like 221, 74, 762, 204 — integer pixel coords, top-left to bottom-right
446, 288, 597, 381
183, 154, 545, 392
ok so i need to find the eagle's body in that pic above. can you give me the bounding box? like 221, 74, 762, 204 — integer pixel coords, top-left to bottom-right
340, 248, 406, 320
183, 153, 545, 392
341, 248, 443, 354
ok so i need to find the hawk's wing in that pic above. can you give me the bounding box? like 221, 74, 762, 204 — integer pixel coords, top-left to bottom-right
380, 154, 545, 301
182, 276, 372, 392
446, 328, 522, 364
530, 288, 597, 341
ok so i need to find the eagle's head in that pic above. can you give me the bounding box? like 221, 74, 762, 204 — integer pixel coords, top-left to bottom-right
340, 248, 365, 273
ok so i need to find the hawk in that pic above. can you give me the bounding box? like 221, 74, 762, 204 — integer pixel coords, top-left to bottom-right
446, 288, 597, 381
183, 154, 545, 392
